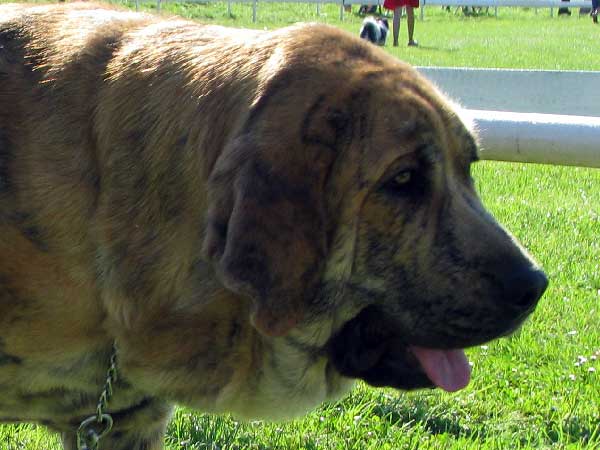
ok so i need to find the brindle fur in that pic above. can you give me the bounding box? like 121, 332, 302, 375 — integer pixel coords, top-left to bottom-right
0, 3, 547, 449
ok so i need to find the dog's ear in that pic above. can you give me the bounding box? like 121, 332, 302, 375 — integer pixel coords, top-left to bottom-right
202, 134, 331, 337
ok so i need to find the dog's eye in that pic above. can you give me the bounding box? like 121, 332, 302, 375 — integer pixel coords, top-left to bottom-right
381, 169, 425, 197
394, 170, 412, 186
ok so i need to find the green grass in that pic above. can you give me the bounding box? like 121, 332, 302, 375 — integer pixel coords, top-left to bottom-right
110, 0, 600, 70
1, 2, 599, 449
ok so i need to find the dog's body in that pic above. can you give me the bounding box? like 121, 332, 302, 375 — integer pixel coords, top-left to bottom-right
359, 16, 389, 46
0, 3, 547, 449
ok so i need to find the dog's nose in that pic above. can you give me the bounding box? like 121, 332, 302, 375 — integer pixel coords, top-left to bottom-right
505, 268, 548, 311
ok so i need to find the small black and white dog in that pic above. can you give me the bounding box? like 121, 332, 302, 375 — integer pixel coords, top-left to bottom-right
359, 16, 389, 46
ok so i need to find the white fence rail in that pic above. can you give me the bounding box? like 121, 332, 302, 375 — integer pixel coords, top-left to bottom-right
420, 0, 592, 18
421, 0, 589, 6
417, 67, 600, 168
416, 67, 600, 117
462, 110, 600, 168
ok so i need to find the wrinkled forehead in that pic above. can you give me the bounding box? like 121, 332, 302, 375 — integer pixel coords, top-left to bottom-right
356, 77, 479, 180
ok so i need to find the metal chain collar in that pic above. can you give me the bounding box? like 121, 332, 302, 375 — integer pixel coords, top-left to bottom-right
76, 345, 118, 450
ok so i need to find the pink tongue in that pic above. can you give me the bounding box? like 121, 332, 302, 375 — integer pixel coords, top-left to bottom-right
410, 347, 471, 392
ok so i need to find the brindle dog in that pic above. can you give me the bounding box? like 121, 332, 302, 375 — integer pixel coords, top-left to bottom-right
0, 3, 547, 449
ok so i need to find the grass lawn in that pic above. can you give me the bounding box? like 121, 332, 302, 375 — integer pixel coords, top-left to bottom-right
118, 0, 600, 70
1, 1, 599, 449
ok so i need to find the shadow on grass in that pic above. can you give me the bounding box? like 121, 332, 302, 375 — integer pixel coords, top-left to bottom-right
545, 416, 600, 446
371, 397, 466, 437
411, 45, 460, 52
367, 394, 600, 448
384, 44, 461, 53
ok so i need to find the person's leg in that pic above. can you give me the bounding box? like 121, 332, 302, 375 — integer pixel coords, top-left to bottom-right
406, 6, 417, 45
592, 0, 598, 23
393, 7, 401, 46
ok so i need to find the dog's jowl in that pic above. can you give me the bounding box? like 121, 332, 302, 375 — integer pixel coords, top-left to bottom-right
0, 3, 547, 449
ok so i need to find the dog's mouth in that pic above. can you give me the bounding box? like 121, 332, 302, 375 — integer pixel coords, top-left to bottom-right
327, 307, 475, 392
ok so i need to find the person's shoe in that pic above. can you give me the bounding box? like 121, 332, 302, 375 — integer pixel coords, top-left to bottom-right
408, 40, 419, 47
592, 9, 598, 23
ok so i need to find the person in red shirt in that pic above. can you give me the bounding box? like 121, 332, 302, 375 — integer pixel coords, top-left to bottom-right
383, 0, 419, 47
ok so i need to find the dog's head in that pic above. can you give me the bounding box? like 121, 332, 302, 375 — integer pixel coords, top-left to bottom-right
204, 26, 547, 393
359, 16, 388, 46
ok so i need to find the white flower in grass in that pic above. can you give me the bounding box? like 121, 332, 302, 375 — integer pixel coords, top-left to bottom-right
588, 367, 596, 373
567, 330, 577, 336
575, 355, 589, 367
568, 374, 576, 381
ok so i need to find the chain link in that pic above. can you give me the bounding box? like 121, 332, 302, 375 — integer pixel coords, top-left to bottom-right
77, 345, 118, 450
